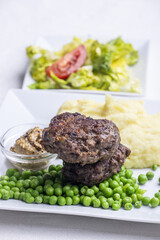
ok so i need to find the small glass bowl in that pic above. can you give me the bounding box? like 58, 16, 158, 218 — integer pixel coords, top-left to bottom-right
0, 123, 57, 171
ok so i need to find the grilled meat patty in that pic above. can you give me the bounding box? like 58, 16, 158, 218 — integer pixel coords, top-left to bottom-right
62, 144, 131, 186
42, 112, 121, 165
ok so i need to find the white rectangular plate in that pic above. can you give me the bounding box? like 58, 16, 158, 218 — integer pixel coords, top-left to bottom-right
22, 35, 149, 97
0, 90, 160, 223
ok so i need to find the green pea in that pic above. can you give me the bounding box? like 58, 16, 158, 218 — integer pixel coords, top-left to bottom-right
92, 199, 101, 208
9, 190, 14, 199
53, 183, 62, 189
22, 170, 32, 179
0, 193, 2, 199
155, 192, 160, 198
122, 197, 132, 205
56, 164, 63, 171
54, 187, 62, 196
125, 169, 133, 179
23, 193, 31, 201
30, 179, 39, 189
119, 170, 125, 177
1, 175, 9, 181
42, 169, 48, 174
63, 185, 71, 193
131, 194, 137, 204
16, 181, 23, 189
39, 194, 44, 199
152, 164, 158, 171
25, 196, 34, 204
109, 180, 119, 189
101, 201, 109, 209
6, 168, 17, 177
137, 194, 143, 201
66, 197, 73, 205
14, 192, 20, 200
123, 183, 130, 193
112, 175, 120, 183
138, 174, 148, 185
26, 188, 33, 194
57, 196, 66, 206
80, 195, 85, 203
146, 171, 154, 180
48, 195, 57, 205
85, 189, 94, 197
19, 192, 25, 200
134, 184, 139, 191
124, 203, 132, 210
107, 197, 114, 206
150, 197, 159, 207
126, 186, 135, 195
80, 186, 88, 195
29, 176, 37, 180
72, 186, 79, 195
43, 195, 50, 204
72, 196, 80, 205
112, 202, 120, 211
91, 185, 99, 194
1, 180, 8, 186
35, 186, 43, 194
121, 193, 126, 199
45, 179, 54, 186
46, 186, 54, 196
103, 188, 113, 198
113, 186, 123, 195
131, 177, 137, 183
98, 196, 106, 203
37, 176, 44, 185
91, 196, 97, 204
31, 190, 39, 198
82, 196, 91, 207
2, 190, 10, 200
65, 189, 74, 197
3, 186, 10, 191
120, 177, 127, 185
11, 187, 19, 192
99, 183, 106, 192
44, 184, 52, 192
50, 170, 58, 179
142, 196, 150, 206
34, 170, 43, 176
35, 196, 43, 204
134, 201, 142, 208
113, 193, 120, 201
9, 176, 17, 182
103, 180, 109, 187
14, 171, 21, 180
96, 191, 103, 198
48, 164, 56, 172
43, 173, 52, 181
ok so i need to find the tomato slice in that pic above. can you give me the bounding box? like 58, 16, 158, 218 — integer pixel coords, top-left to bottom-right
46, 45, 87, 79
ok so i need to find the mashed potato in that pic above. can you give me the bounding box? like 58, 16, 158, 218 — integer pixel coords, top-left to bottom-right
58, 95, 160, 169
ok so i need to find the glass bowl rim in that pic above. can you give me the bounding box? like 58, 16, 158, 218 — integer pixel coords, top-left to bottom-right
0, 123, 53, 160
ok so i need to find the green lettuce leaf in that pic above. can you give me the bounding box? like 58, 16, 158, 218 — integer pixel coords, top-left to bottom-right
28, 79, 58, 89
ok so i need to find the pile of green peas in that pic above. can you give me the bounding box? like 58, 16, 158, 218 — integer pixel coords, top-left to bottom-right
0, 164, 160, 210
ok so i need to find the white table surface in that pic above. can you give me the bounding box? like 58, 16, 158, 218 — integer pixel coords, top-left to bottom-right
0, 0, 160, 239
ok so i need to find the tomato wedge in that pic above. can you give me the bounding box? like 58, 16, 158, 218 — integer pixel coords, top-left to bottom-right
46, 45, 87, 79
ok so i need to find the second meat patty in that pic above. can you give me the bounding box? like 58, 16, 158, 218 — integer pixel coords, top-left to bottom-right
42, 112, 121, 165
62, 144, 131, 186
